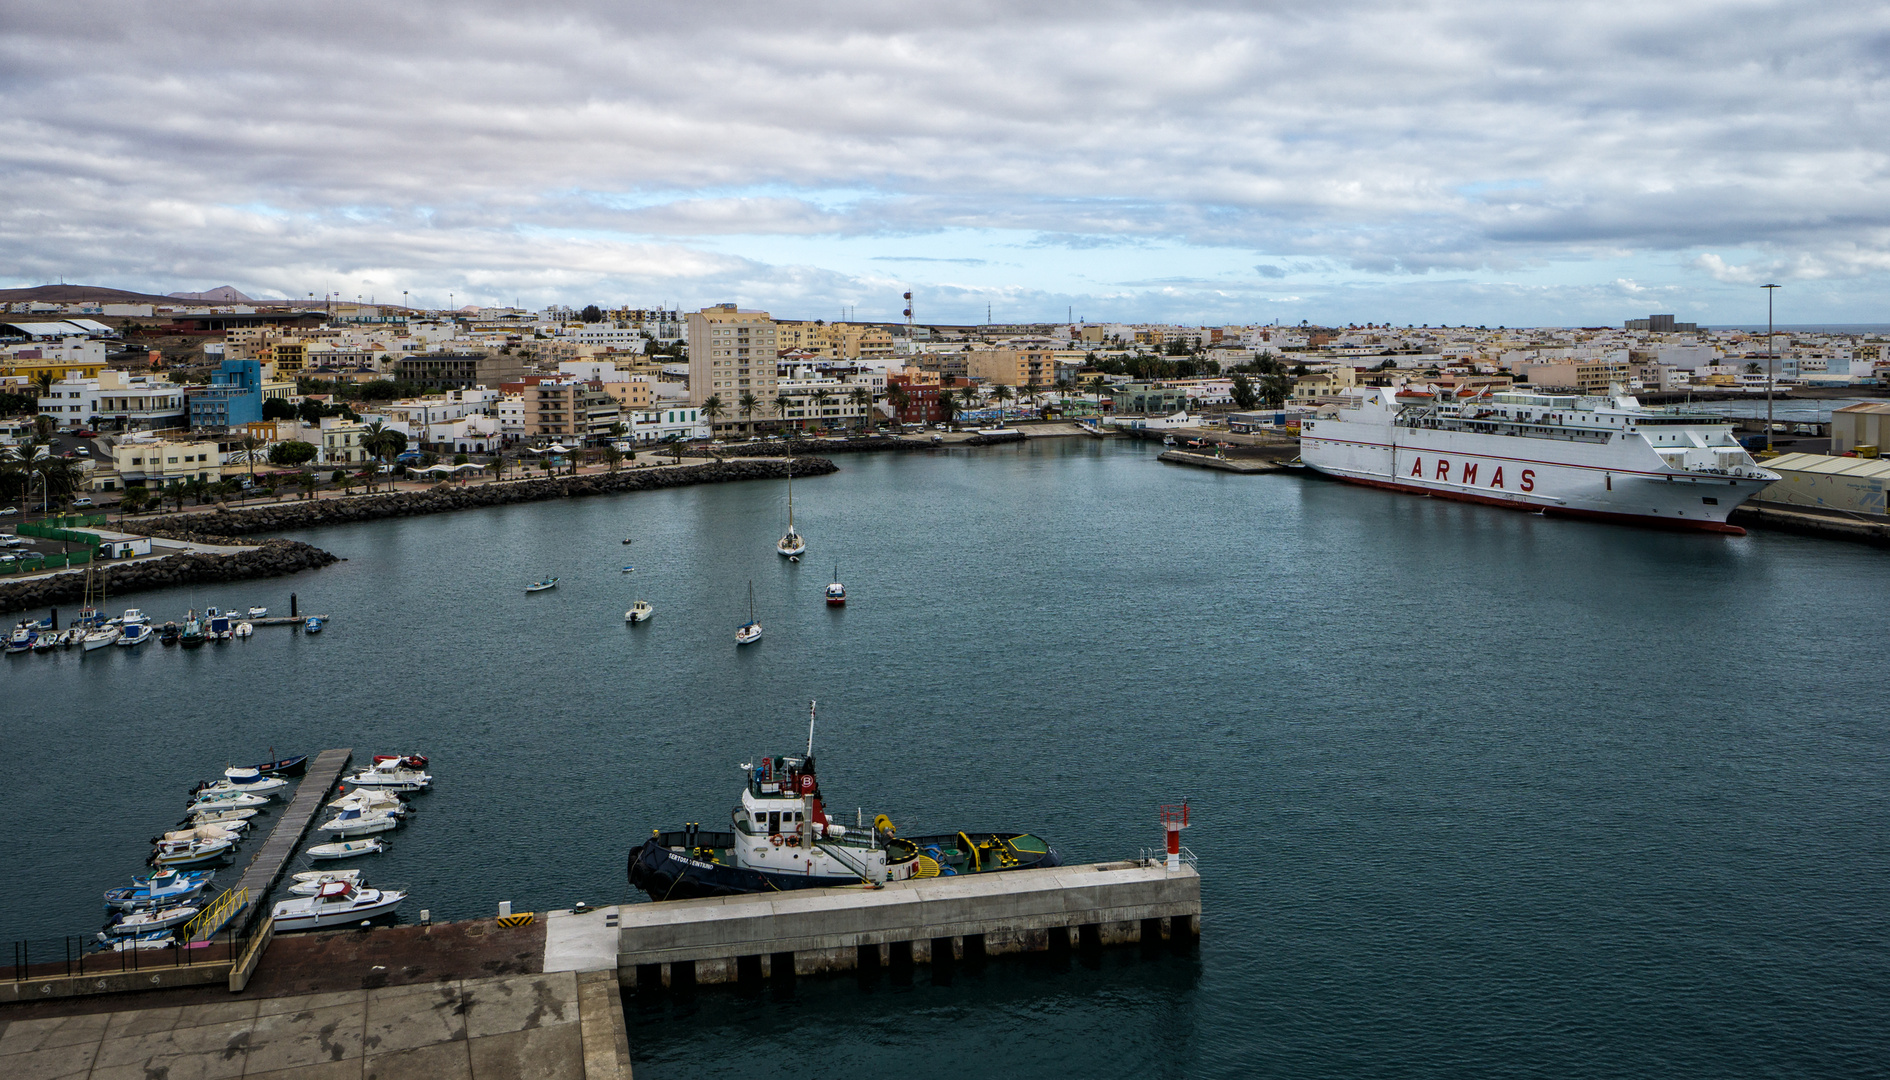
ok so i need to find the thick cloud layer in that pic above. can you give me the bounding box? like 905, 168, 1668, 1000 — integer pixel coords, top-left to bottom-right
2, 0, 1884, 323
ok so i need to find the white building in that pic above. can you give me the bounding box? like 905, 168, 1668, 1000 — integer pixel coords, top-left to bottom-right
497, 393, 526, 442
37, 371, 186, 431
622, 406, 708, 444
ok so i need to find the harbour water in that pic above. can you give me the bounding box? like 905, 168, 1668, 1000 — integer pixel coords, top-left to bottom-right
6, 438, 1888, 1078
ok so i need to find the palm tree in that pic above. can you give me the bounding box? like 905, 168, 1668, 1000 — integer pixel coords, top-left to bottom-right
701, 395, 725, 436
239, 434, 263, 485
886, 382, 909, 425
31, 370, 54, 399
119, 486, 149, 516
738, 391, 760, 438
811, 391, 833, 434
772, 392, 794, 435
603, 444, 623, 473
849, 386, 871, 431
359, 421, 389, 493
991, 384, 1013, 419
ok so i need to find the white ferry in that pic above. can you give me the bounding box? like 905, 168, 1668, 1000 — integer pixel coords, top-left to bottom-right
1299, 386, 1779, 534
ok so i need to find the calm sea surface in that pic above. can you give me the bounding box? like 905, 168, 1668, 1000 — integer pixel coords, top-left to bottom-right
5, 439, 1888, 1078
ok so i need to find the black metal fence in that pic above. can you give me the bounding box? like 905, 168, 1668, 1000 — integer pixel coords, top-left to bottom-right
6, 924, 240, 982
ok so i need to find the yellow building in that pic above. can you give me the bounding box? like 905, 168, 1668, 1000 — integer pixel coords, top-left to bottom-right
599, 378, 654, 411
967, 348, 1056, 387
1, 340, 106, 382
111, 438, 223, 486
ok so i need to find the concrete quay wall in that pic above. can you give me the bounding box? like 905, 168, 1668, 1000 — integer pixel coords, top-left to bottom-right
616, 859, 1200, 987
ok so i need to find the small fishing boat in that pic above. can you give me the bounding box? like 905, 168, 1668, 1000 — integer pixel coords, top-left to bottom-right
116, 623, 152, 647
159, 820, 249, 841
328, 788, 406, 814
343, 755, 431, 792
121, 608, 149, 626
237, 754, 309, 778
317, 807, 400, 838
103, 870, 214, 911
621, 565, 635, 573
303, 616, 324, 633
207, 612, 233, 640
306, 838, 387, 861
158, 622, 180, 646
148, 837, 236, 868
270, 880, 406, 931
625, 600, 654, 623
526, 577, 558, 593
622, 537, 634, 545
234, 622, 253, 638
247, 606, 268, 619
82, 625, 120, 650
31, 630, 59, 652
736, 581, 761, 645
826, 565, 845, 606
179, 613, 206, 647
5, 624, 36, 654
102, 904, 200, 936
776, 463, 806, 557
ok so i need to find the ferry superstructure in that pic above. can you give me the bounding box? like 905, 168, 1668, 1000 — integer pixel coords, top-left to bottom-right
1299, 387, 1779, 534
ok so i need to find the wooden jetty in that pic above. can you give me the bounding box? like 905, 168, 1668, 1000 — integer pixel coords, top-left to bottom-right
246, 614, 329, 628
1158, 449, 1281, 473
192, 747, 352, 939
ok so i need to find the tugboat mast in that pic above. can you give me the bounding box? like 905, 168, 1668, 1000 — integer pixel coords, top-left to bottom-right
806, 700, 817, 759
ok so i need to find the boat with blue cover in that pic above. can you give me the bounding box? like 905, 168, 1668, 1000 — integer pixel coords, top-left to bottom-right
628, 702, 1061, 901
103, 869, 215, 911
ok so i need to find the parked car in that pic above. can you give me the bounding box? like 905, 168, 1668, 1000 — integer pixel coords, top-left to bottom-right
71, 497, 94, 508
72, 429, 96, 438
0, 507, 15, 516
73, 446, 89, 455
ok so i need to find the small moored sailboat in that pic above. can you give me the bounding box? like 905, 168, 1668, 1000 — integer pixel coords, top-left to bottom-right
776, 462, 806, 557
736, 581, 761, 645
826, 565, 845, 606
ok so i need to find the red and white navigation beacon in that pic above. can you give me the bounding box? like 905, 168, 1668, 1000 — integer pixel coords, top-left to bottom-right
1159, 802, 1191, 871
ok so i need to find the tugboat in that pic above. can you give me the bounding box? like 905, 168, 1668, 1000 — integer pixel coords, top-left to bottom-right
628, 702, 1061, 901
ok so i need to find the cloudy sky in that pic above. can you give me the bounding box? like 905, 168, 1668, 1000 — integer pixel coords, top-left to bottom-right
3, 1, 1885, 326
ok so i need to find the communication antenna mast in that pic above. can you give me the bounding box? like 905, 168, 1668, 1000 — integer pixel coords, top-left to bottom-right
903, 291, 913, 327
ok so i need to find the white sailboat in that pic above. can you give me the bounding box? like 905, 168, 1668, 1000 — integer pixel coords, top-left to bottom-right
776, 462, 805, 557
736, 581, 762, 645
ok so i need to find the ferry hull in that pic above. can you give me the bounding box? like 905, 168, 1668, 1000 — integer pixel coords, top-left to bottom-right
1303, 423, 1772, 534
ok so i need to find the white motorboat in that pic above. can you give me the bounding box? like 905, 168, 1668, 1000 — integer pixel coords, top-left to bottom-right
121, 608, 149, 627
100, 931, 177, 952
194, 773, 289, 799
187, 807, 259, 826
306, 838, 387, 860
115, 623, 152, 647
525, 577, 558, 593
159, 822, 245, 843
317, 807, 400, 838
103, 869, 215, 911
270, 880, 406, 932
102, 904, 199, 936
234, 622, 253, 638
288, 874, 365, 897
82, 625, 120, 651
247, 606, 268, 618
625, 600, 654, 623
149, 837, 235, 868
289, 867, 362, 886
343, 755, 432, 792
186, 791, 271, 812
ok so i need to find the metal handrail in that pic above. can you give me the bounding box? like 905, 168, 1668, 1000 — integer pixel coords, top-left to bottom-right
182, 886, 248, 941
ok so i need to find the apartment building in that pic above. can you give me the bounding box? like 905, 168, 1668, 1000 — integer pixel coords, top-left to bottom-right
394, 352, 530, 390
1, 337, 107, 381
111, 437, 224, 486
39, 370, 187, 431
966, 348, 1056, 388
521, 380, 620, 443
688, 304, 778, 410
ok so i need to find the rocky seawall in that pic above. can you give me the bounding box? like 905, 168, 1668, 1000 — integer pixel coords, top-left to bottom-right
131, 457, 838, 539
696, 432, 1025, 458
0, 539, 339, 614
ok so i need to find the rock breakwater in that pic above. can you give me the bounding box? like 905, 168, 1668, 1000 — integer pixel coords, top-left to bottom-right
131, 457, 838, 538
0, 539, 339, 614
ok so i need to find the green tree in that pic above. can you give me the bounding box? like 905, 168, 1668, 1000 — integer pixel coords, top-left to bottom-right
261, 397, 297, 420
580, 304, 604, 323
1230, 372, 1259, 411
298, 470, 317, 500
31, 370, 55, 399
118, 485, 149, 516
811, 390, 833, 432
268, 440, 317, 467
850, 386, 872, 431
772, 392, 794, 435
886, 382, 909, 423
603, 444, 623, 472
701, 395, 725, 435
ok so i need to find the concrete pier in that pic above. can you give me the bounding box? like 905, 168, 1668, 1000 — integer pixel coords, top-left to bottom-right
198, 748, 352, 939
600, 858, 1200, 988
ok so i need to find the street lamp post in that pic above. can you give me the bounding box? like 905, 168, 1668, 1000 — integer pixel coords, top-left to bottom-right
1762, 283, 1780, 453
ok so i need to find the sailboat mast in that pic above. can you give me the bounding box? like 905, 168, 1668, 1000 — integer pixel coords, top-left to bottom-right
786, 462, 794, 530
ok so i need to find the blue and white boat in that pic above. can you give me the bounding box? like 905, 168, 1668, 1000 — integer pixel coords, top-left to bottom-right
304, 616, 324, 633
116, 622, 152, 647
103, 869, 215, 912
207, 611, 233, 639
5, 624, 36, 653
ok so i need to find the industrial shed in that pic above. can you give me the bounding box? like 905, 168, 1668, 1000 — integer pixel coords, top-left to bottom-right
1751, 452, 1890, 517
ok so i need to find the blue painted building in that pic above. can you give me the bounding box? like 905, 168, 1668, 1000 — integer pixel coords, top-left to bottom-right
189, 358, 264, 429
